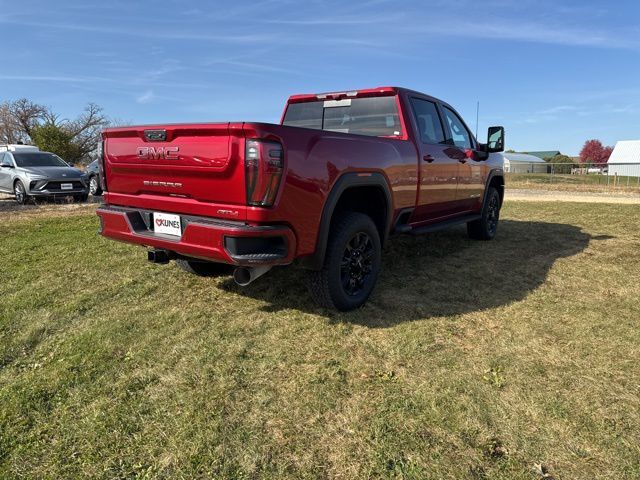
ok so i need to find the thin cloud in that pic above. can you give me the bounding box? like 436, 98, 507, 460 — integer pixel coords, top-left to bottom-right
207, 60, 299, 75
418, 18, 640, 50
0, 74, 90, 82
265, 13, 405, 25
0, 18, 277, 43
136, 90, 155, 104
536, 105, 578, 115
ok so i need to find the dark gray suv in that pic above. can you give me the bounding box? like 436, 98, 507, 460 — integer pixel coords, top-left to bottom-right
0, 148, 89, 204
85, 159, 103, 196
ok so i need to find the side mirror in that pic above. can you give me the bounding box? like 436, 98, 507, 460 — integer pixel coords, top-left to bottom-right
487, 126, 505, 153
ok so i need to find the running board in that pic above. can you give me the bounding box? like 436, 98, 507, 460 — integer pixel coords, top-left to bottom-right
395, 214, 481, 236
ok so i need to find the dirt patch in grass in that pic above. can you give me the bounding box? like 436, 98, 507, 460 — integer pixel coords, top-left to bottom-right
507, 175, 640, 195
506, 188, 640, 204
0, 192, 100, 221
1, 202, 639, 479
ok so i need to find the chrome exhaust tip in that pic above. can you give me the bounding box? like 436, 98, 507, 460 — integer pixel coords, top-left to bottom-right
233, 265, 272, 286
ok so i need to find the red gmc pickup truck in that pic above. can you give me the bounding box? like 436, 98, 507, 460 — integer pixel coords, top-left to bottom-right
97, 86, 505, 310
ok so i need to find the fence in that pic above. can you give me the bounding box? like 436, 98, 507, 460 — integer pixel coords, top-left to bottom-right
504, 162, 640, 191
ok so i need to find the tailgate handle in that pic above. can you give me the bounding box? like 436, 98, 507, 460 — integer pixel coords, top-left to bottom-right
144, 129, 167, 142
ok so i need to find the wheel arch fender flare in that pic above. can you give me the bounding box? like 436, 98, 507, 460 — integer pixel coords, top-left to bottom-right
300, 172, 393, 270
483, 168, 505, 208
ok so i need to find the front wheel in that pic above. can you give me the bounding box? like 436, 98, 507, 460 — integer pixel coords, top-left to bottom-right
89, 175, 103, 196
308, 212, 382, 311
467, 186, 501, 240
14, 181, 29, 205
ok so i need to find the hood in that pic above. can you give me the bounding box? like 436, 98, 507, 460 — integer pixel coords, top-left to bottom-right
21, 166, 85, 179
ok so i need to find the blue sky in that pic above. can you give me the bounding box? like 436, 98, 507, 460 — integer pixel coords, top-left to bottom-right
1, 0, 639, 155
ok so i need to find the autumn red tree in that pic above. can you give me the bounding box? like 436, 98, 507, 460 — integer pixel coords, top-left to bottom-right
579, 139, 613, 165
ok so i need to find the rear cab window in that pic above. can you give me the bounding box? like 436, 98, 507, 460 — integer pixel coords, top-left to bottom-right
282, 96, 402, 137
409, 98, 446, 144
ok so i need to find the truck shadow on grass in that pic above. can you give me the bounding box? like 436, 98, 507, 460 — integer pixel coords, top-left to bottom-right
219, 220, 593, 327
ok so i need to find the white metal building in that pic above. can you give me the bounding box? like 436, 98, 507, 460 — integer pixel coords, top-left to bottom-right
502, 152, 549, 173
608, 140, 640, 178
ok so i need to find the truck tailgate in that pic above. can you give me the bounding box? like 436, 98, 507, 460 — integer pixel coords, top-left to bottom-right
103, 123, 246, 206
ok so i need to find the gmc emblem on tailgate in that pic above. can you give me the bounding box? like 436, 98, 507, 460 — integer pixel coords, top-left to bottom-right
136, 146, 180, 160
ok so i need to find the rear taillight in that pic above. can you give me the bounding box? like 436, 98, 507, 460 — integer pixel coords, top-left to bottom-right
245, 139, 284, 207
98, 139, 107, 192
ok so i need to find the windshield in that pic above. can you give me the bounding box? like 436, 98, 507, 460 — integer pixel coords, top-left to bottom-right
282, 96, 402, 137
13, 152, 69, 168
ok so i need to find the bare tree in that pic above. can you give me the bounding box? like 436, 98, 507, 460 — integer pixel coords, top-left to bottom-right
9, 98, 48, 139
1, 99, 111, 163
0, 102, 19, 143
1, 101, 35, 143
66, 103, 110, 160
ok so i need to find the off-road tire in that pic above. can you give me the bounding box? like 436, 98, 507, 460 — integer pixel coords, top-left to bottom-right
467, 186, 501, 240
175, 258, 233, 277
308, 212, 382, 311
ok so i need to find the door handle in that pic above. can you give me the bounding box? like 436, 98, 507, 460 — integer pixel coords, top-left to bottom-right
423, 154, 435, 163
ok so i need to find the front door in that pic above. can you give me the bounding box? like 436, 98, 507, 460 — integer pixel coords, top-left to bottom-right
408, 97, 459, 223
441, 106, 485, 210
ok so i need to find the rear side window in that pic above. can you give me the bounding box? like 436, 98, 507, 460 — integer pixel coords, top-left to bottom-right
410, 98, 445, 144
442, 106, 472, 149
283, 96, 402, 137
283, 102, 323, 130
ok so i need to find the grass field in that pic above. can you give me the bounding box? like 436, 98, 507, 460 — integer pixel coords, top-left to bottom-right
1, 201, 639, 479
506, 173, 640, 195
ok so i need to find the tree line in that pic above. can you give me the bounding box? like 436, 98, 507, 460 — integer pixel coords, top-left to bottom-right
545, 140, 614, 173
507, 139, 615, 174
0, 99, 113, 165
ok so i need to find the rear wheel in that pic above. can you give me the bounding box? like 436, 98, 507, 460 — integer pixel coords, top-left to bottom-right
308, 212, 381, 311
175, 258, 233, 277
89, 175, 103, 196
14, 181, 29, 205
467, 186, 501, 240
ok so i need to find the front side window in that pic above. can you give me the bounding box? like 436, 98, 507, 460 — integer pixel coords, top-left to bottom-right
443, 106, 472, 149
12, 152, 68, 168
283, 96, 402, 137
410, 98, 445, 144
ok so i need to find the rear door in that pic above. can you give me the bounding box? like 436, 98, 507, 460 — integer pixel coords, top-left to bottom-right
103, 123, 246, 205
408, 97, 460, 223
